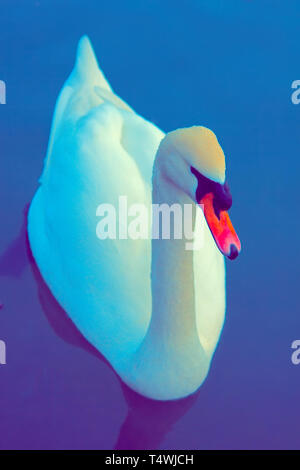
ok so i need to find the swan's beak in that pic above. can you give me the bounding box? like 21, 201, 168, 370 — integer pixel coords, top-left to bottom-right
200, 192, 241, 260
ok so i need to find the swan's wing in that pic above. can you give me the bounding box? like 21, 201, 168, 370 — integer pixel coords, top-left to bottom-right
43, 35, 164, 184
29, 37, 164, 359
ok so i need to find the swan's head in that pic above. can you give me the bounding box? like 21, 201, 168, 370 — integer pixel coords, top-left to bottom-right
158, 126, 241, 259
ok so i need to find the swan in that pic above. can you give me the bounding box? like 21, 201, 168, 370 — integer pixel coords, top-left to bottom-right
28, 36, 241, 401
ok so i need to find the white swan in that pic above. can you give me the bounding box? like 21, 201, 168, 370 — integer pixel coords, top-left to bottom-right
28, 36, 241, 400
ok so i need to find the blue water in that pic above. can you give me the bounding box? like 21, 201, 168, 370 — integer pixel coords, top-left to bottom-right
0, 0, 300, 449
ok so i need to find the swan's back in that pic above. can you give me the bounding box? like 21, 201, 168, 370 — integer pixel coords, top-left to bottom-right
28, 37, 164, 362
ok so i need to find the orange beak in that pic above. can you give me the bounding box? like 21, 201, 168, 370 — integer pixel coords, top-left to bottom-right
200, 192, 241, 260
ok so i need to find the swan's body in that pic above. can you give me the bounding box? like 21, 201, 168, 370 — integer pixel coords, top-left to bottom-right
28, 37, 240, 400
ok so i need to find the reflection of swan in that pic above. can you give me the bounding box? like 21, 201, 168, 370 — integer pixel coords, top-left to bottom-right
27, 237, 198, 449
0, 205, 29, 309
28, 36, 240, 400
115, 383, 198, 450
0, 205, 28, 279
0, 219, 198, 449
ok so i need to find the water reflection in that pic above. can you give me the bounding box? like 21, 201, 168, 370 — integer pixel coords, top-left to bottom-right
0, 208, 199, 449
0, 205, 29, 280
115, 383, 198, 450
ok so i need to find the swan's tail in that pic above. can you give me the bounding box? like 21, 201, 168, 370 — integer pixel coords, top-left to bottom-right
41, 35, 132, 183
69, 35, 112, 91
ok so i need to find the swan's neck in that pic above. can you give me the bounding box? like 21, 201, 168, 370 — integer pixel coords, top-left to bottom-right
149, 167, 198, 342
117, 151, 210, 400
